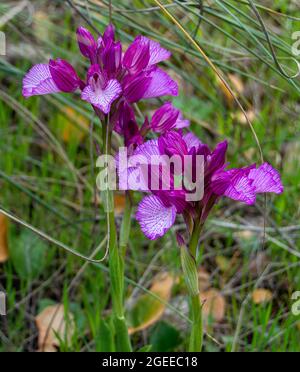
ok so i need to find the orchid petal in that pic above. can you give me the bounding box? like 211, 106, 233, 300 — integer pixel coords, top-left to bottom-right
123, 36, 150, 75
49, 59, 80, 93
140, 36, 171, 65
141, 67, 178, 99
158, 131, 188, 157
183, 132, 202, 151
224, 173, 257, 205
22, 64, 61, 97
81, 79, 122, 114
175, 114, 190, 129
136, 195, 177, 240
249, 163, 284, 194
150, 102, 179, 133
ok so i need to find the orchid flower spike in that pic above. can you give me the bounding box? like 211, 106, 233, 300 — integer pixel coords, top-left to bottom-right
23, 25, 178, 119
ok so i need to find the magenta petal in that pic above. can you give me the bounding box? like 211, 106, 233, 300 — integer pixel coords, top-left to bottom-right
22, 64, 61, 97
103, 24, 115, 44
136, 195, 177, 240
81, 79, 122, 114
102, 41, 122, 78
223, 172, 256, 205
135, 36, 171, 65
145, 37, 172, 65
206, 141, 228, 176
123, 36, 150, 75
249, 163, 284, 194
175, 113, 190, 129
49, 59, 80, 93
134, 139, 160, 160
115, 101, 135, 134
131, 139, 162, 191
183, 132, 202, 151
158, 131, 188, 157
124, 36, 170, 71
123, 72, 152, 103
150, 102, 179, 133
142, 67, 178, 99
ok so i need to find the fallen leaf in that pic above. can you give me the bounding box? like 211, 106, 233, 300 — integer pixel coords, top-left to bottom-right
200, 289, 226, 323
114, 194, 126, 216
36, 304, 75, 352
91, 193, 126, 216
198, 267, 211, 292
252, 289, 273, 304
235, 230, 255, 241
0, 214, 9, 263
128, 272, 175, 335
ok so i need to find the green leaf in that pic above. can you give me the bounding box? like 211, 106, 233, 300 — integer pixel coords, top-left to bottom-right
10, 230, 47, 280
180, 246, 199, 297
150, 321, 182, 352
95, 318, 115, 352
138, 345, 152, 352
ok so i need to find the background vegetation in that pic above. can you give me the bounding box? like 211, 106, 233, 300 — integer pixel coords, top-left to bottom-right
0, 0, 299, 352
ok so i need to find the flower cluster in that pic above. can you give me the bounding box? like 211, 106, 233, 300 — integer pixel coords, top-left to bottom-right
132, 131, 284, 240
22, 25, 284, 242
23, 24, 178, 119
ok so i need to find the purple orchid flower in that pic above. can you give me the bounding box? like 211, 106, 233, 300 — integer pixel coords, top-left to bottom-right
22, 25, 178, 118
22, 61, 82, 97
132, 131, 283, 240
150, 102, 189, 133
81, 65, 122, 114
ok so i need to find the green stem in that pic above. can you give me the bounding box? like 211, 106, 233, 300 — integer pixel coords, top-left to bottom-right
189, 294, 203, 352
120, 192, 133, 259
189, 221, 202, 259
102, 119, 132, 352
188, 221, 203, 352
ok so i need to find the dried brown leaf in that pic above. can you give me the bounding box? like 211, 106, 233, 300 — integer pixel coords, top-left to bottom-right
128, 272, 175, 335
36, 304, 74, 352
252, 289, 273, 304
0, 214, 9, 263
200, 289, 226, 323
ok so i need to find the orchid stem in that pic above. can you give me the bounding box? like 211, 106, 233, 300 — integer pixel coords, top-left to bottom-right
190, 221, 202, 259
188, 221, 203, 352
102, 117, 132, 352
120, 192, 133, 258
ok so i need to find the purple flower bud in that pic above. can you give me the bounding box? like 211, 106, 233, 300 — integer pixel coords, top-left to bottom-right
49, 59, 80, 93
76, 27, 97, 60
150, 102, 180, 133
103, 24, 115, 45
